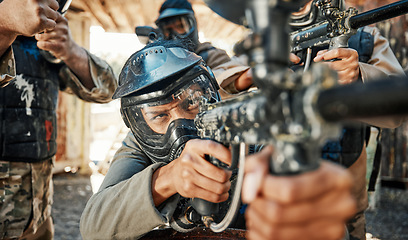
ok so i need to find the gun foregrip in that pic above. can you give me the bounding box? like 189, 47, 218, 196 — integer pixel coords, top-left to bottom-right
189, 154, 228, 225
191, 198, 219, 217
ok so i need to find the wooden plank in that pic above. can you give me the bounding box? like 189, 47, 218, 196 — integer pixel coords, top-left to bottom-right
98, 0, 132, 32
73, 0, 117, 31
119, 0, 148, 31
139, 0, 164, 27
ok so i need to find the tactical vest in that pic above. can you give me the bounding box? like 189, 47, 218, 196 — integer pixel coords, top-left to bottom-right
1, 36, 62, 162
320, 28, 374, 167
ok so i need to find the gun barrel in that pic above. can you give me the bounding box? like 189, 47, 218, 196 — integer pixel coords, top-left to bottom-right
290, 23, 329, 52
317, 75, 408, 122
349, 0, 408, 29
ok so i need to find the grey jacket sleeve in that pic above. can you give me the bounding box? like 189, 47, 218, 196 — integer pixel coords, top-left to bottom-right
358, 26, 407, 129
196, 42, 250, 99
80, 132, 179, 240
359, 26, 405, 82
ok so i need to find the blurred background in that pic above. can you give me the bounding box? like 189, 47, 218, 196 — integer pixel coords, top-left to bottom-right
52, 0, 408, 239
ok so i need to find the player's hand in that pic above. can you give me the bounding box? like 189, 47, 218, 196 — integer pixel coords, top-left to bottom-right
0, 0, 59, 36
152, 139, 232, 206
36, 13, 77, 61
242, 146, 357, 240
314, 48, 360, 84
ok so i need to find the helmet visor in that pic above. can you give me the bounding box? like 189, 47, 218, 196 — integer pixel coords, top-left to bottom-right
126, 74, 218, 135
157, 15, 194, 39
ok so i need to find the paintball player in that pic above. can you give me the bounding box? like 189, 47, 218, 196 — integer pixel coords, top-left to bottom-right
0, 0, 59, 85
80, 39, 356, 240
288, 0, 406, 239
155, 0, 253, 99
233, 1, 406, 239
0, 1, 117, 239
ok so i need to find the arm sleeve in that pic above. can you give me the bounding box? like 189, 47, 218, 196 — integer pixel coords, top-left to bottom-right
0, 47, 15, 87
201, 44, 250, 97
212, 56, 250, 92
59, 49, 118, 103
358, 26, 407, 129
359, 26, 405, 82
80, 132, 180, 240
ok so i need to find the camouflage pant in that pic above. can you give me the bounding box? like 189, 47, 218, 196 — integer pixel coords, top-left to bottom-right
0, 159, 54, 239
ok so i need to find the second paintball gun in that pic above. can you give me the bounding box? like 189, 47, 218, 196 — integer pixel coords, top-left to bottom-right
232, 0, 408, 67
290, 0, 408, 52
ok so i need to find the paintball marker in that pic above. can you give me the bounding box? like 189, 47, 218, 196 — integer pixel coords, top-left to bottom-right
290, 0, 408, 71
186, 0, 408, 235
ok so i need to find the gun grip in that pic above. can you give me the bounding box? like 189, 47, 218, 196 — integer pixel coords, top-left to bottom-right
205, 154, 229, 169
190, 198, 219, 217
189, 155, 227, 219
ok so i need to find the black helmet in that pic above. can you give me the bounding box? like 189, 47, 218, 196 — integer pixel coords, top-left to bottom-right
155, 0, 200, 50
289, 0, 345, 30
113, 41, 220, 163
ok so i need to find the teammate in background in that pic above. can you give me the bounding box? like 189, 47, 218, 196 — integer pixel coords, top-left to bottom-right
155, 0, 253, 99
